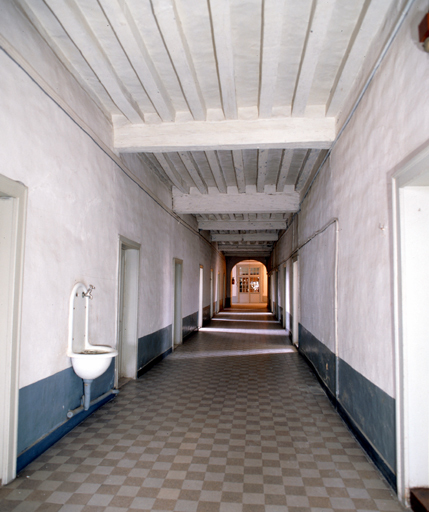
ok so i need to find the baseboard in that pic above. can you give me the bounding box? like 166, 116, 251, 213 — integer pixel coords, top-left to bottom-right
298, 348, 397, 492
137, 347, 172, 378
17, 392, 115, 474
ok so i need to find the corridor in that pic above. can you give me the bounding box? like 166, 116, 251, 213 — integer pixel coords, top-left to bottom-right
0, 308, 402, 512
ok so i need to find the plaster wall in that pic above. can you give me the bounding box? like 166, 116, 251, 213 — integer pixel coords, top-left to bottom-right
274, 0, 429, 398
0, 24, 224, 395
0, 0, 112, 149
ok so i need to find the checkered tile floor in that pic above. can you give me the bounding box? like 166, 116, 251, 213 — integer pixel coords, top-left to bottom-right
0, 306, 403, 512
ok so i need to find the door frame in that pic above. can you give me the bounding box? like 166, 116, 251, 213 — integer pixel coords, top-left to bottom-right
198, 265, 203, 328
392, 143, 429, 505
292, 256, 300, 346
116, 236, 140, 387
173, 258, 183, 348
0, 174, 27, 485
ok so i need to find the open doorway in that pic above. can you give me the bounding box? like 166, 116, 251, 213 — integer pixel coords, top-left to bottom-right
210, 268, 214, 318
393, 146, 429, 505
292, 257, 300, 346
198, 265, 203, 328
0, 174, 27, 485
230, 260, 268, 305
116, 237, 140, 388
173, 259, 183, 347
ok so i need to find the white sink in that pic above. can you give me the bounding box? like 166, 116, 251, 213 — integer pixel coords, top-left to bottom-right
69, 345, 118, 380
68, 283, 118, 381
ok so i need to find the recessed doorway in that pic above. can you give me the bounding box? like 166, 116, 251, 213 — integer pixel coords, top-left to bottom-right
116, 237, 140, 388
173, 259, 183, 347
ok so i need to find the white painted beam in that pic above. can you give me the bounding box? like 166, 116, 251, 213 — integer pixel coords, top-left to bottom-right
221, 248, 272, 254
151, 0, 206, 121
256, 149, 270, 193
98, 0, 175, 122
326, 0, 394, 116
295, 149, 320, 191
258, 0, 286, 118
179, 152, 208, 194
19, 0, 118, 117
220, 246, 273, 252
198, 220, 286, 230
114, 117, 335, 152
292, 0, 336, 116
153, 153, 190, 193
212, 233, 278, 242
208, 0, 237, 119
173, 190, 299, 214
276, 149, 294, 192
232, 150, 246, 193
44, 0, 145, 123
205, 151, 227, 193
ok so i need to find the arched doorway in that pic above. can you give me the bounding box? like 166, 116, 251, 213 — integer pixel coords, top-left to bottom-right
231, 260, 268, 305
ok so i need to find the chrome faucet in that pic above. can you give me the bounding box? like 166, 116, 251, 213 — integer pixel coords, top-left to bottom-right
82, 284, 95, 299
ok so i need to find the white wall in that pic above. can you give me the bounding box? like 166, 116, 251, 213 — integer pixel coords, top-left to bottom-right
272, 0, 429, 399
0, 7, 225, 391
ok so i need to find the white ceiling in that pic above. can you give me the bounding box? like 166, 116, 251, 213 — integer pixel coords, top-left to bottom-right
17, 0, 400, 257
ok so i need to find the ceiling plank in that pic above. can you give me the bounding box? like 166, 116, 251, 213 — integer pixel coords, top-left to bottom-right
173, 190, 299, 214
208, 0, 237, 119
295, 148, 320, 191
232, 150, 246, 193
114, 117, 335, 152
256, 149, 270, 193
258, 0, 286, 118
205, 151, 227, 193
326, 0, 394, 116
276, 149, 294, 192
43, 0, 145, 123
151, 0, 206, 121
198, 220, 286, 230
178, 152, 208, 194
19, 0, 118, 117
292, 0, 336, 116
212, 233, 278, 242
153, 153, 190, 193
99, 0, 175, 122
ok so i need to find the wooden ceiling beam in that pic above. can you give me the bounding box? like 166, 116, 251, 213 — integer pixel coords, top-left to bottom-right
198, 220, 286, 231
151, 0, 206, 121
208, 0, 237, 120
205, 151, 227, 193
99, 0, 175, 122
173, 189, 299, 214
292, 0, 336, 116
258, 0, 287, 118
114, 117, 335, 152
43, 0, 145, 123
212, 233, 278, 242
153, 153, 190, 193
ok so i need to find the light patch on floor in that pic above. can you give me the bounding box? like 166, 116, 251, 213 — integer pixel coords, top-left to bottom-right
171, 347, 297, 359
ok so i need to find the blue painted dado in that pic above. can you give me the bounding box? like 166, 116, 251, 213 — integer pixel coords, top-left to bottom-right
138, 324, 172, 376
298, 323, 396, 490
182, 311, 198, 339
18, 360, 115, 472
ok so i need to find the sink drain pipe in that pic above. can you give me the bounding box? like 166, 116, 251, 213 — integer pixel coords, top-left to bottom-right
67, 385, 119, 418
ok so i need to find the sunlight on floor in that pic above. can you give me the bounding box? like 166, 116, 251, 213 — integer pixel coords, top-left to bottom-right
211, 318, 279, 323
199, 327, 288, 335
171, 347, 297, 359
